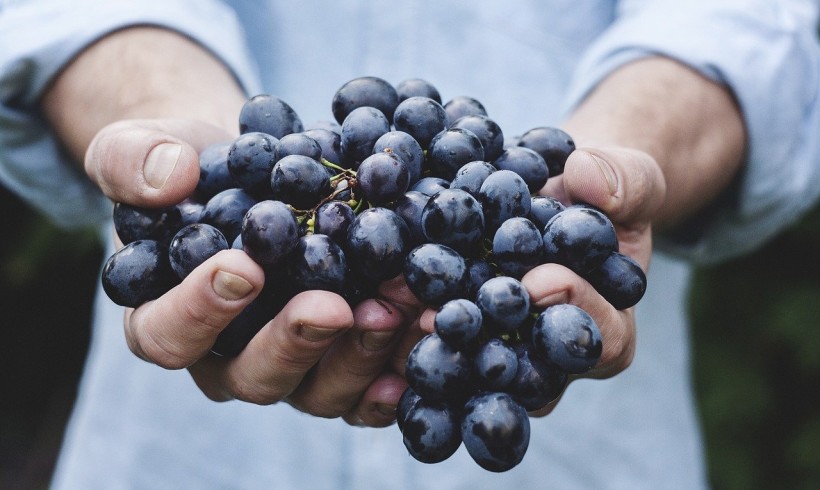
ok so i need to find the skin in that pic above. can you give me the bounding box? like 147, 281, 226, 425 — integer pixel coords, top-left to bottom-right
41, 26, 744, 423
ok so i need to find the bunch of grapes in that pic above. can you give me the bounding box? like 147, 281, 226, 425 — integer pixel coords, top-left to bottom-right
100, 76, 647, 471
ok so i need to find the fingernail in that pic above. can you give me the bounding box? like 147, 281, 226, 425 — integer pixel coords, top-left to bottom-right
361, 331, 395, 351
301, 326, 340, 342
144, 143, 182, 189
591, 153, 618, 194
375, 403, 397, 417
212, 270, 254, 300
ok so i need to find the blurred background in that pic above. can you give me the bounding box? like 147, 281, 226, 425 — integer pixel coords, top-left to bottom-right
2, 174, 819, 489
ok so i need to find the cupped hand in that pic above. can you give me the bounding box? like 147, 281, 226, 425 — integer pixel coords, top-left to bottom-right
88, 118, 425, 427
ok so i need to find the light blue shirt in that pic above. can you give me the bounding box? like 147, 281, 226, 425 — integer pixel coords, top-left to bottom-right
1, 1, 819, 488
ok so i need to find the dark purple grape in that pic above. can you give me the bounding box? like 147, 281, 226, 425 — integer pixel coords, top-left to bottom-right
443, 95, 487, 123
302, 128, 346, 168
450, 115, 504, 162
314, 201, 355, 246
395, 78, 442, 104
340, 106, 391, 165
542, 205, 618, 274
461, 392, 530, 473
473, 338, 518, 391
305, 120, 342, 135
241, 200, 299, 265
238, 94, 303, 139
402, 399, 462, 464
450, 161, 496, 198
274, 132, 322, 161
176, 199, 204, 226
508, 343, 568, 411
168, 223, 229, 279
464, 258, 495, 300
403, 243, 467, 307
195, 142, 234, 202
434, 298, 483, 350
491, 217, 545, 279
475, 276, 531, 333
227, 131, 278, 197
345, 207, 411, 282
426, 128, 485, 181
112, 202, 183, 245
397, 386, 422, 432
528, 195, 565, 231
393, 96, 448, 149
411, 176, 450, 197
516, 127, 575, 177
200, 188, 258, 243
478, 169, 532, 236
583, 251, 647, 310
532, 304, 602, 374
421, 188, 485, 256
492, 146, 549, 194
405, 333, 471, 403
270, 154, 332, 210
287, 234, 348, 294
373, 130, 424, 185
390, 190, 429, 246
331, 76, 400, 124
356, 151, 410, 205
101, 240, 178, 308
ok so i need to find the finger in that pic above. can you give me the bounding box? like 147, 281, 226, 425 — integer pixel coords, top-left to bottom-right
522, 263, 635, 379
284, 298, 408, 418
343, 372, 409, 427
189, 290, 354, 405
85, 118, 234, 207
125, 249, 264, 369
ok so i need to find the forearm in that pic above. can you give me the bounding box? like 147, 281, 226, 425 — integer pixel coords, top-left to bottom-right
563, 56, 746, 228
42, 26, 246, 163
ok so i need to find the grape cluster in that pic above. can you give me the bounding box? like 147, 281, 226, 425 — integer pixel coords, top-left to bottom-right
100, 76, 647, 471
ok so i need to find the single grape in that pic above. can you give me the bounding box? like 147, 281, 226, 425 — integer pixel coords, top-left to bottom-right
395, 78, 442, 103
443, 95, 487, 123
168, 223, 229, 279
356, 151, 410, 205
491, 217, 545, 279
403, 243, 467, 306
492, 146, 549, 194
397, 386, 423, 432
199, 188, 258, 243
176, 199, 204, 226
393, 96, 448, 149
475, 276, 531, 333
411, 176, 450, 197
463, 258, 495, 301
340, 106, 391, 165
421, 188, 485, 256
331, 76, 400, 124
434, 298, 483, 350
516, 126, 575, 176
390, 190, 429, 246
270, 154, 332, 210
532, 304, 603, 374
274, 132, 323, 161
101, 240, 178, 308
227, 131, 279, 197
238, 94, 303, 139
583, 251, 647, 310
473, 338, 518, 391
405, 332, 471, 403
528, 195, 565, 231
241, 200, 300, 265
542, 205, 618, 274
478, 169, 532, 236
314, 201, 355, 246
450, 115, 504, 162
372, 130, 424, 185
426, 127, 485, 181
507, 343, 568, 411
195, 142, 234, 202
112, 202, 183, 245
345, 207, 411, 282
287, 234, 348, 294
302, 128, 346, 168
402, 399, 462, 464
461, 392, 530, 473
450, 160, 496, 198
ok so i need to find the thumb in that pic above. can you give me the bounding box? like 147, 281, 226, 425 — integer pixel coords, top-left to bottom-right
85, 118, 235, 207
561, 147, 666, 228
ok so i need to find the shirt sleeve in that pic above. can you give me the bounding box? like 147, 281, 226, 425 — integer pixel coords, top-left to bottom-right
560, 0, 820, 264
0, 0, 262, 229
